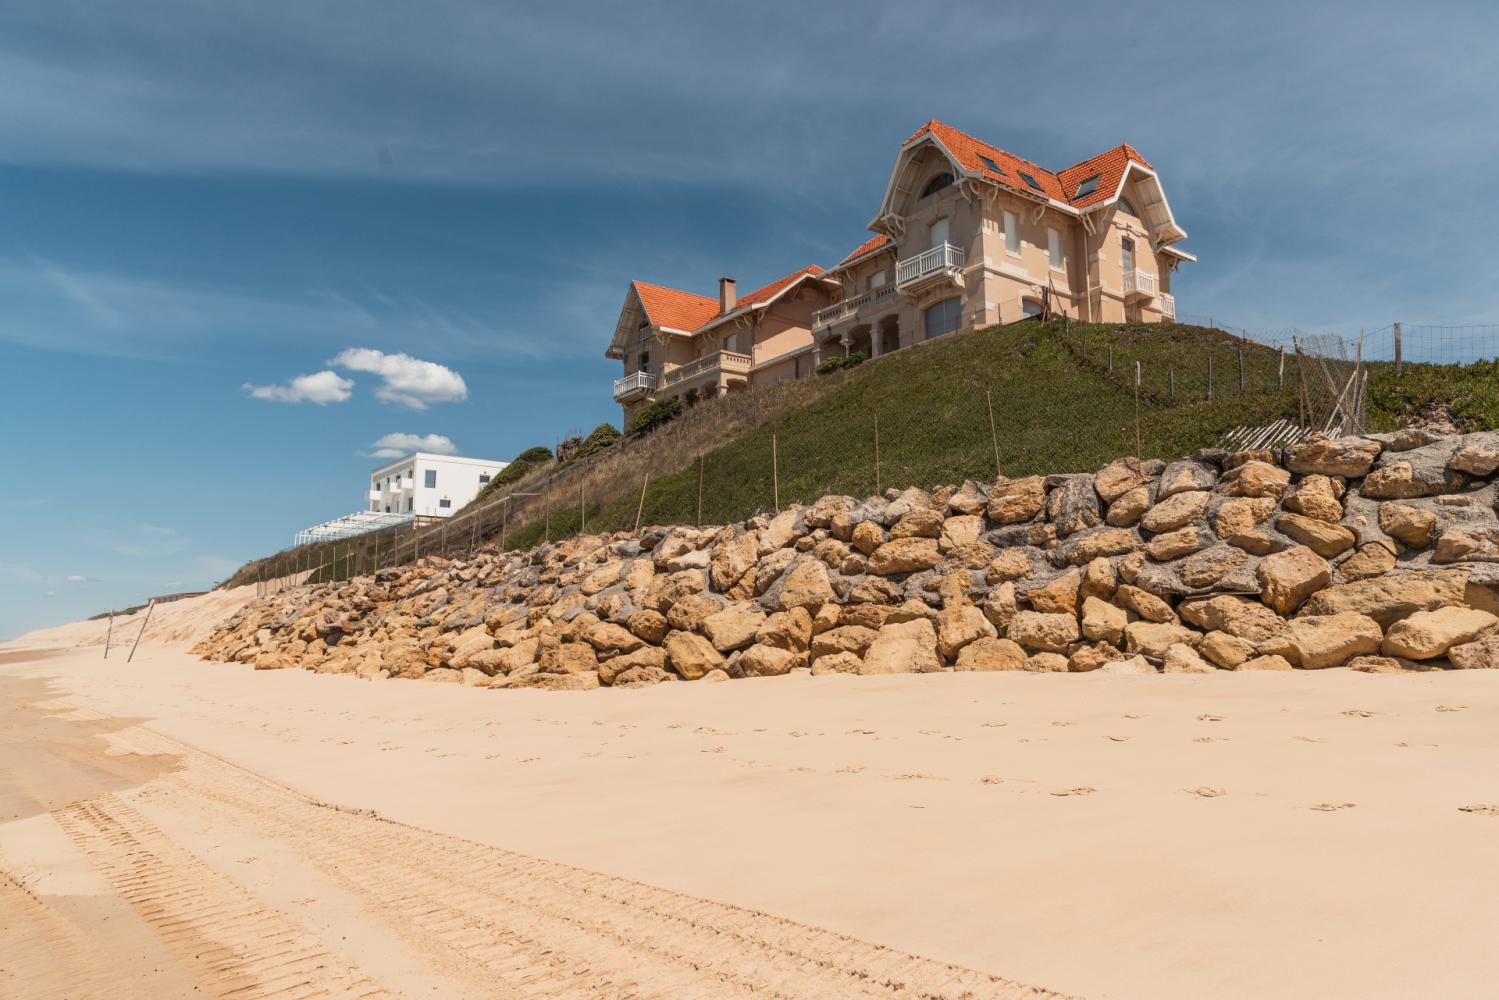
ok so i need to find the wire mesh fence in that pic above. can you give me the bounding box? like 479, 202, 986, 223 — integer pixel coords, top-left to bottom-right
236, 319, 1499, 591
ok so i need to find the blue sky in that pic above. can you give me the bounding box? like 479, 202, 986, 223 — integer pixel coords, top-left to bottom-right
2, 0, 1496, 637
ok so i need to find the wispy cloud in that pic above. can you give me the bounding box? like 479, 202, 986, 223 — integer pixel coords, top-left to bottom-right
64, 574, 98, 583
243, 369, 354, 404
361, 432, 458, 459
36, 259, 125, 327
330, 348, 466, 409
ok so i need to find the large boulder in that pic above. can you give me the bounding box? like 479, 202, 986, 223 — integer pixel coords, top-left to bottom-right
1140, 490, 1211, 534
954, 636, 1029, 671
1179, 595, 1287, 643
1008, 611, 1080, 653
1095, 458, 1163, 503
1219, 460, 1290, 499
701, 603, 767, 652
710, 531, 760, 590
1123, 621, 1198, 658
1276, 513, 1356, 558
1048, 475, 1101, 537
738, 644, 801, 677
1157, 460, 1218, 499
1378, 503, 1439, 549
1025, 568, 1082, 614
756, 607, 813, 652
1259, 612, 1383, 668
867, 537, 943, 575
1162, 643, 1217, 674
936, 604, 998, 659
1256, 546, 1331, 615
861, 618, 942, 674
1299, 568, 1469, 628
1081, 595, 1127, 644
1285, 435, 1381, 477
986, 476, 1047, 524
1447, 634, 1499, 669
809, 625, 879, 660
582, 621, 644, 655
1282, 475, 1344, 523
1382, 606, 1498, 659
663, 630, 725, 679
774, 559, 836, 610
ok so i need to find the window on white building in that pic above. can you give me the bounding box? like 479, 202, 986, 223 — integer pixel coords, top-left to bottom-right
439, 498, 451, 509
924, 298, 962, 340
479, 473, 490, 484
1048, 228, 1063, 270
1004, 211, 1019, 255
424, 469, 437, 488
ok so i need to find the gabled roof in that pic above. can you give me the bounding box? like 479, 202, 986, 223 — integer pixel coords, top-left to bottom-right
837, 234, 893, 268
694, 265, 830, 335
632, 280, 720, 333
1056, 143, 1154, 208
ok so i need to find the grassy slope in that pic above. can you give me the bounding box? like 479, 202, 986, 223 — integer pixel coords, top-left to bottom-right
499, 321, 1301, 550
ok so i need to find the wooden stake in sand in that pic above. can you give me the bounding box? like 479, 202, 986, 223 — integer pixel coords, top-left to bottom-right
104, 609, 114, 659
127, 600, 155, 664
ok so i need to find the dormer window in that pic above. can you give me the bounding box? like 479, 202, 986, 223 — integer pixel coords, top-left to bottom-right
920, 173, 954, 198
1073, 174, 1101, 199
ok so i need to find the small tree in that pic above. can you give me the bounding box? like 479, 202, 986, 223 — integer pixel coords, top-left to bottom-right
572, 422, 623, 461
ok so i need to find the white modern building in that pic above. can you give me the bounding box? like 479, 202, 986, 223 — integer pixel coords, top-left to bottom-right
368, 452, 508, 518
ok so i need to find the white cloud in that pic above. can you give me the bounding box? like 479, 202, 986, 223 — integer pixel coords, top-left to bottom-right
64, 574, 97, 583
243, 369, 354, 404
330, 348, 466, 410
362, 432, 458, 459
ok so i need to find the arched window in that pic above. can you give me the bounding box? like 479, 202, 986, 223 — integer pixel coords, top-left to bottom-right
920, 172, 955, 198
924, 297, 962, 340
1117, 196, 1138, 217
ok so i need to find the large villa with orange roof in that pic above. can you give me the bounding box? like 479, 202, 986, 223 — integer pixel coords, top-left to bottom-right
606, 119, 1193, 423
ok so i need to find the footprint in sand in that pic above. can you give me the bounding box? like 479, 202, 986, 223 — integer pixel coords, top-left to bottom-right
1436, 705, 1466, 713
980, 721, 1008, 728
1294, 736, 1327, 743
1051, 721, 1073, 727
1124, 714, 1146, 720
1197, 714, 1224, 723
980, 775, 1004, 785
1106, 735, 1131, 742
892, 772, 946, 781
835, 765, 865, 774
1342, 710, 1376, 718
1051, 787, 1096, 797
1186, 787, 1226, 798
701, 746, 726, 754
1311, 802, 1356, 811
1459, 804, 1499, 816
846, 729, 877, 736
1194, 736, 1225, 743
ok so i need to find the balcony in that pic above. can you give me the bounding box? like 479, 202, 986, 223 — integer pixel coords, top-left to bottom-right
896, 242, 966, 292
368, 489, 382, 502
812, 283, 897, 330
661, 350, 752, 389
613, 369, 657, 402
1158, 292, 1176, 319
1122, 270, 1157, 301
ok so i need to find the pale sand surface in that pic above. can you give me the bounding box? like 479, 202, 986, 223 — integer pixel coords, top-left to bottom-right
5, 594, 1499, 998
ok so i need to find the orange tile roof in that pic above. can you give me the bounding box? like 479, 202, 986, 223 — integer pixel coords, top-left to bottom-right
838, 234, 892, 266
904, 120, 1153, 209
632, 280, 720, 332
735, 264, 825, 308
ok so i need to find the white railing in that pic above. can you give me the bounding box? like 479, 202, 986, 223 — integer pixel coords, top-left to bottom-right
1123, 270, 1157, 298
661, 350, 753, 388
896, 242, 965, 287
612, 369, 657, 400
811, 283, 897, 329
1158, 292, 1176, 318
367, 489, 382, 502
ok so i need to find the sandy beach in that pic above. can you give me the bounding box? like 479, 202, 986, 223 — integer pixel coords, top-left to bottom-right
1, 592, 1496, 999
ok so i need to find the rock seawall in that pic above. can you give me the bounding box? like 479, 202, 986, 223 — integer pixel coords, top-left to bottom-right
195, 429, 1499, 687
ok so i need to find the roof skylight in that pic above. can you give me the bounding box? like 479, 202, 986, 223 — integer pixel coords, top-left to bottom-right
1073, 174, 1101, 198
979, 155, 1006, 176
1019, 171, 1044, 192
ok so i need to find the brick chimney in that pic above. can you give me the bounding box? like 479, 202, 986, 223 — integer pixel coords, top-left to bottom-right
719, 276, 737, 314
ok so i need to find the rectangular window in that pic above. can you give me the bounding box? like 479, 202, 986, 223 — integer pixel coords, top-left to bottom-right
439, 498, 451, 509
1004, 211, 1019, 254
478, 473, 490, 484
930, 217, 950, 249
1121, 237, 1135, 275
424, 469, 437, 489
639, 350, 650, 372
1048, 228, 1063, 270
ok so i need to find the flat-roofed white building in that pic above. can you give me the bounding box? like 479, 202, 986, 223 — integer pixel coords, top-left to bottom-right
368, 452, 507, 518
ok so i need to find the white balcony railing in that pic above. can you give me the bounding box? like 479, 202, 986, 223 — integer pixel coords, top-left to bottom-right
896, 242, 965, 288
613, 369, 657, 401
1122, 270, 1157, 299
399, 477, 414, 491
368, 489, 382, 502
1158, 292, 1176, 318
811, 283, 897, 329
661, 350, 753, 388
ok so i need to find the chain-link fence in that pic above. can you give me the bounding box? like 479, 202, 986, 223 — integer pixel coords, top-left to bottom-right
234, 318, 1499, 591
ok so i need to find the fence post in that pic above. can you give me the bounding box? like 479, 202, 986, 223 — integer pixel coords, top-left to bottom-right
1206, 354, 1214, 402
696, 454, 705, 527
501, 496, 510, 550
772, 432, 780, 512
985, 388, 1002, 480
1277, 347, 1285, 391
104, 609, 114, 659
633, 473, 649, 532
127, 600, 155, 664
873, 412, 882, 495
1237, 347, 1245, 394
1294, 337, 1307, 431
1394, 321, 1403, 379
1108, 341, 1114, 373
1169, 367, 1175, 403
1134, 360, 1143, 460
579, 483, 586, 534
